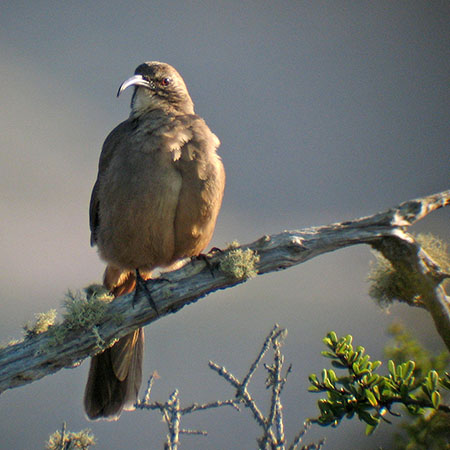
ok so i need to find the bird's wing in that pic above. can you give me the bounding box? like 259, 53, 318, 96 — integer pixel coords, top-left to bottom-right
89, 180, 101, 247
172, 117, 225, 257
89, 119, 136, 246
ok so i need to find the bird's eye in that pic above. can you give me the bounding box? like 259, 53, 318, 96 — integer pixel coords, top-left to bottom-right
160, 77, 171, 86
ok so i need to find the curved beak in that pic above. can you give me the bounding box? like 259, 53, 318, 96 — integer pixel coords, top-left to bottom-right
117, 75, 154, 97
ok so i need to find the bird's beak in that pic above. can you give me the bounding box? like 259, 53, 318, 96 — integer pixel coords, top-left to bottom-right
117, 75, 154, 97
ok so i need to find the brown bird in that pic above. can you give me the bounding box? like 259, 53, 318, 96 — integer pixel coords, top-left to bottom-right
84, 61, 225, 420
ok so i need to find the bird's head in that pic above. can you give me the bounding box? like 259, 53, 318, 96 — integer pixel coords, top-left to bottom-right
117, 61, 195, 116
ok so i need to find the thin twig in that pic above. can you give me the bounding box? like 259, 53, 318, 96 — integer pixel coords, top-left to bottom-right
137, 325, 323, 449
209, 360, 270, 434
136, 380, 241, 449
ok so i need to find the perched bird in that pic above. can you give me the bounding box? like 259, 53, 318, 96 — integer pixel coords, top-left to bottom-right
84, 61, 225, 420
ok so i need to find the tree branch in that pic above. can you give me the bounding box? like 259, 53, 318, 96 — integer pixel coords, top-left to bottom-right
1, 190, 449, 394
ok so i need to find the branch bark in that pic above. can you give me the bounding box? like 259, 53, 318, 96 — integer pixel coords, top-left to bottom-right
0, 190, 449, 394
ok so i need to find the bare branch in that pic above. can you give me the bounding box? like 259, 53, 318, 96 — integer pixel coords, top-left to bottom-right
0, 190, 449, 393
288, 420, 326, 450
135, 380, 239, 449
262, 329, 288, 448
136, 324, 320, 449
241, 324, 282, 394
209, 360, 269, 433
209, 324, 323, 449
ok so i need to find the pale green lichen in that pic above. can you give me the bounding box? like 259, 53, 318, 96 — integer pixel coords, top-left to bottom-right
5, 284, 120, 353
368, 255, 421, 307
416, 233, 450, 275
226, 240, 241, 249
0, 338, 23, 349
23, 309, 58, 338
61, 287, 112, 331
91, 326, 106, 350
46, 425, 95, 449
84, 284, 115, 302
47, 285, 115, 347
220, 247, 260, 280
368, 233, 449, 307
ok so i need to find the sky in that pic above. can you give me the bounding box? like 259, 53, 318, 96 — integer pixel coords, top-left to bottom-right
0, 1, 449, 449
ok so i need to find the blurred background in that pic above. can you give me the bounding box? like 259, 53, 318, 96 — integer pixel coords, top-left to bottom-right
0, 1, 449, 449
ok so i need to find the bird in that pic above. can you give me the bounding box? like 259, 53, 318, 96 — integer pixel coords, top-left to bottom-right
84, 61, 225, 420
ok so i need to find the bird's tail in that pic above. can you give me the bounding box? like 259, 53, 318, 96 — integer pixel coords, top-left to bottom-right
83, 267, 147, 421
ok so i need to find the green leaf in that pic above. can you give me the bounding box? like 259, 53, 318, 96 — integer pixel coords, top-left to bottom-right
347, 350, 357, 364
352, 362, 360, 375
431, 391, 441, 409
331, 360, 347, 369
371, 360, 382, 371
365, 423, 378, 435
403, 360, 415, 380
358, 410, 379, 426
328, 369, 338, 383
372, 385, 380, 398
360, 355, 370, 369
382, 379, 397, 391
328, 331, 338, 344
365, 389, 378, 407
308, 385, 320, 392
388, 360, 396, 377
406, 404, 425, 416
366, 374, 380, 386
381, 388, 392, 398
335, 342, 346, 355
321, 351, 337, 358
429, 370, 438, 390
318, 399, 329, 414
309, 373, 318, 384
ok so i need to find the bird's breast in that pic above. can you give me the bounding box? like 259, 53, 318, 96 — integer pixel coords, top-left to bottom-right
95, 115, 224, 272
97, 146, 183, 270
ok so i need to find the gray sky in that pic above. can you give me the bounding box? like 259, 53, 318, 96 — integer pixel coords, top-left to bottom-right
1, 1, 449, 449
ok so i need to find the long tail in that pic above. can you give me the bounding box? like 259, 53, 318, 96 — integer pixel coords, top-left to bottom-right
83, 267, 146, 420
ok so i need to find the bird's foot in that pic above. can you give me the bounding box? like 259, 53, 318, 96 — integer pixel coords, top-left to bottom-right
134, 270, 161, 315
209, 246, 223, 255
192, 248, 223, 278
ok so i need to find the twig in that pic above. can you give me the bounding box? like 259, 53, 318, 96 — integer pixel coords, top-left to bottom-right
241, 324, 282, 395
261, 329, 288, 448
136, 384, 239, 449
209, 325, 322, 449
288, 420, 326, 450
136, 325, 322, 449
208, 360, 270, 433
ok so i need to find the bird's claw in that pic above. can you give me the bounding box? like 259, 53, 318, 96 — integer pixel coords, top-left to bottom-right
193, 250, 221, 278
134, 270, 160, 315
